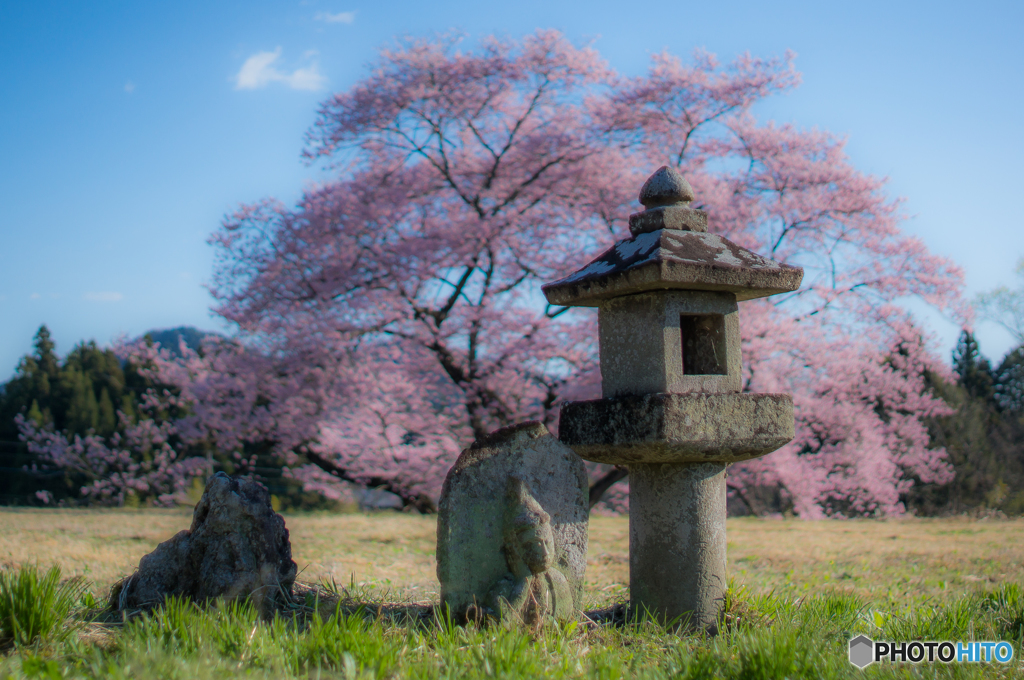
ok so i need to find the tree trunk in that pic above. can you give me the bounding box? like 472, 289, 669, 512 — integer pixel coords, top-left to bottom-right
303, 450, 437, 514
308, 450, 629, 514
589, 466, 629, 509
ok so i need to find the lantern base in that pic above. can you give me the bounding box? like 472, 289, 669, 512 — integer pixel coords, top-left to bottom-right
558, 392, 793, 465
628, 461, 726, 632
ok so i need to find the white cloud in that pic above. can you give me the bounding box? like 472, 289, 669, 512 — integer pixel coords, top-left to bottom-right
234, 47, 326, 91
29, 293, 40, 300
124, 80, 135, 93
283, 65, 324, 91
315, 11, 355, 24
83, 291, 123, 302
236, 49, 282, 89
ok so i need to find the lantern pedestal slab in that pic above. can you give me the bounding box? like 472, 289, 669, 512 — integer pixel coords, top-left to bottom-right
559, 392, 793, 631
559, 392, 793, 464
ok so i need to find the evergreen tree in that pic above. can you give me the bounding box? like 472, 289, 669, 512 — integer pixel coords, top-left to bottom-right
907, 331, 1024, 515
64, 368, 99, 434
0, 325, 290, 507
0, 327, 66, 503
953, 331, 995, 403
0, 326, 152, 504
98, 388, 116, 435
0, 327, 61, 440
995, 346, 1024, 414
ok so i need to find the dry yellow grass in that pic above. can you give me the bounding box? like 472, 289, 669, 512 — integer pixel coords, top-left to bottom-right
725, 516, 1024, 606
0, 508, 440, 602
1, 508, 1021, 609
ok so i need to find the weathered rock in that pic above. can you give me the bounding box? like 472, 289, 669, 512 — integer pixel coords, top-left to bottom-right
436, 422, 588, 622
112, 472, 297, 614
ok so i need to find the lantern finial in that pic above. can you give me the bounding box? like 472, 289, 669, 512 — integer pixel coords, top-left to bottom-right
638, 165, 694, 208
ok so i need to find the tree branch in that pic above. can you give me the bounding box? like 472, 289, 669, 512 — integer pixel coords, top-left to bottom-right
589, 466, 628, 508
303, 448, 437, 514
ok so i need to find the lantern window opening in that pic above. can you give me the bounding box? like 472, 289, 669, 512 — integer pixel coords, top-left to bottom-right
680, 314, 727, 376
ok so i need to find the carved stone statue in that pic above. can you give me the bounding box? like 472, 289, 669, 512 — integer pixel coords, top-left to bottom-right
484, 477, 575, 623
436, 422, 589, 624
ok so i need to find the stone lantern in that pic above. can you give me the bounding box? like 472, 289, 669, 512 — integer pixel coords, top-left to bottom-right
541, 166, 803, 632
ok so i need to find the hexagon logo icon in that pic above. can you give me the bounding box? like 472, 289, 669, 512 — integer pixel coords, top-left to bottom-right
849, 635, 874, 668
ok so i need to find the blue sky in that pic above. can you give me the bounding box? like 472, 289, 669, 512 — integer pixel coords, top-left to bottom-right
1, 0, 1022, 379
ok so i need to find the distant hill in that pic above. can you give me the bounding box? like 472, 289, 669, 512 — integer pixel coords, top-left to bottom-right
143, 326, 222, 357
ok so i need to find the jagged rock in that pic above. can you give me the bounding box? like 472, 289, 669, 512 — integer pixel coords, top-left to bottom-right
436, 422, 589, 622
112, 472, 297, 614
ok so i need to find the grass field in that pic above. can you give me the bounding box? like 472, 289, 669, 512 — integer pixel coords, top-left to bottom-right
0, 509, 1022, 678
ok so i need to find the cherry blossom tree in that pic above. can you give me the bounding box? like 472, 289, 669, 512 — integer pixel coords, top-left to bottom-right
16, 394, 209, 507
189, 32, 618, 508
120, 336, 451, 511
90, 31, 966, 516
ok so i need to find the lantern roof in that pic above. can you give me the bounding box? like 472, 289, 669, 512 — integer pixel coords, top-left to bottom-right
542, 167, 803, 307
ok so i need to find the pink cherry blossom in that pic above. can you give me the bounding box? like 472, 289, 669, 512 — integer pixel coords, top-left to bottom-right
36, 32, 966, 516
